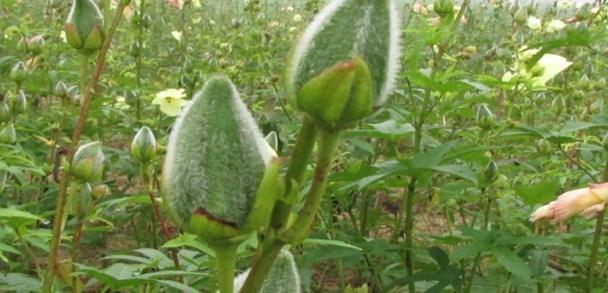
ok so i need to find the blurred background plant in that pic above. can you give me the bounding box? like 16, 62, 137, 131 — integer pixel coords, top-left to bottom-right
0, 0, 608, 292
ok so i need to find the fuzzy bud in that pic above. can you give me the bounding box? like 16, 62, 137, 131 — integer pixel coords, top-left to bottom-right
0, 103, 10, 124
64, 0, 105, 53
71, 141, 105, 182
55, 81, 69, 98
434, 0, 454, 16
476, 103, 494, 130
163, 76, 280, 244
0, 124, 16, 145
287, 0, 401, 129
131, 126, 157, 163
9, 90, 27, 115
9, 61, 28, 84
234, 250, 301, 293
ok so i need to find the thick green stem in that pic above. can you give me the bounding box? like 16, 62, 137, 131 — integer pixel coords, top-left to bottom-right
215, 244, 238, 293
241, 129, 340, 293
270, 117, 317, 230
43, 4, 127, 292
404, 176, 417, 293
281, 129, 340, 242
585, 155, 608, 292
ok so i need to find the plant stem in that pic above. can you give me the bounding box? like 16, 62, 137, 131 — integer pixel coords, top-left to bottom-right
215, 244, 238, 293
43, 4, 127, 292
270, 117, 317, 230
404, 175, 417, 293
241, 129, 340, 293
585, 155, 608, 292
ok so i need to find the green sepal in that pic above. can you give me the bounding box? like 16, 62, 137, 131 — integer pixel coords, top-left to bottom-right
82, 25, 105, 52
242, 158, 283, 233
188, 208, 241, 244
64, 23, 83, 49
0, 124, 16, 145
71, 141, 105, 183
68, 182, 92, 220
297, 57, 373, 130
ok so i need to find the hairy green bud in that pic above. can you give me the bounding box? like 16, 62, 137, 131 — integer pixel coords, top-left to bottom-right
68, 182, 93, 220
484, 160, 499, 183
163, 76, 278, 244
287, 0, 401, 127
536, 139, 553, 155
10, 61, 28, 83
234, 249, 301, 293
513, 7, 528, 25
55, 81, 69, 98
297, 57, 373, 130
131, 126, 157, 163
9, 90, 27, 115
434, 0, 454, 16
71, 141, 105, 182
0, 103, 10, 124
0, 124, 16, 145
64, 0, 105, 52
476, 103, 494, 130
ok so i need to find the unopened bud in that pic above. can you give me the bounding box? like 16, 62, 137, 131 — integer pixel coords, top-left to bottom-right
476, 103, 494, 129
0, 103, 10, 123
484, 160, 499, 183
131, 126, 157, 163
9, 90, 27, 115
296, 57, 373, 130
513, 7, 528, 25
10, 61, 28, 83
68, 183, 92, 219
64, 0, 105, 53
536, 139, 552, 155
0, 124, 16, 144
71, 141, 105, 182
55, 81, 69, 98
91, 184, 110, 199
434, 0, 455, 16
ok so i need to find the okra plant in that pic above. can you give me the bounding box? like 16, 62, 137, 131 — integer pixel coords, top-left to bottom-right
160, 0, 401, 291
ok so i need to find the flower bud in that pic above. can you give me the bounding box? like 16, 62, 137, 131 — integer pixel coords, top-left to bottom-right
91, 184, 110, 199
296, 57, 373, 130
26, 35, 45, 55
0, 103, 10, 123
536, 138, 553, 155
10, 61, 28, 83
476, 103, 494, 129
131, 126, 157, 163
71, 141, 105, 182
484, 160, 499, 183
234, 250, 301, 293
68, 183, 92, 220
265, 131, 279, 152
55, 81, 69, 98
287, 0, 401, 128
163, 76, 280, 244
576, 3, 592, 21
513, 7, 528, 25
129, 42, 141, 58
64, 0, 105, 53
9, 90, 27, 115
0, 124, 16, 144
434, 0, 454, 16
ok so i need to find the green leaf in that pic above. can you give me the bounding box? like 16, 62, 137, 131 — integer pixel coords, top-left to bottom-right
162, 233, 215, 257
492, 247, 531, 281
515, 180, 559, 205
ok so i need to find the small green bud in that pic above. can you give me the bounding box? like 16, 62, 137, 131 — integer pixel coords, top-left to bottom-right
0, 103, 10, 123
434, 0, 454, 16
551, 96, 566, 115
0, 124, 16, 144
64, 0, 105, 53
26, 35, 45, 55
513, 7, 528, 25
536, 139, 553, 155
476, 103, 494, 130
131, 126, 157, 163
484, 160, 499, 183
9, 90, 27, 115
129, 42, 141, 58
71, 141, 105, 182
576, 3, 592, 21
287, 0, 401, 126
234, 249, 301, 293
91, 184, 110, 199
55, 81, 69, 98
68, 182, 92, 220
297, 57, 373, 130
10, 61, 28, 83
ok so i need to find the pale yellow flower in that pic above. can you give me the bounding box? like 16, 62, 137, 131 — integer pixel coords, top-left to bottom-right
546, 19, 566, 33
293, 14, 303, 22
153, 89, 188, 116
527, 16, 542, 30
531, 53, 572, 88
530, 183, 608, 223
171, 31, 183, 42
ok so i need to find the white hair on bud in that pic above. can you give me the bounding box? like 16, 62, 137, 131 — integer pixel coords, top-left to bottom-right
376, 0, 402, 106
288, 0, 348, 88
228, 82, 277, 165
